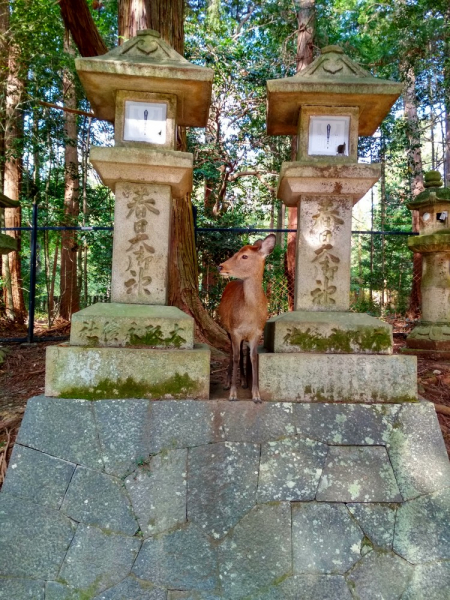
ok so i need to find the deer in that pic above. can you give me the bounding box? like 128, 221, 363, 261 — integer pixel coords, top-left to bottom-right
217, 234, 276, 403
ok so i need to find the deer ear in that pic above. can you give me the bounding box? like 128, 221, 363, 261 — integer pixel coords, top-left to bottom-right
258, 234, 276, 257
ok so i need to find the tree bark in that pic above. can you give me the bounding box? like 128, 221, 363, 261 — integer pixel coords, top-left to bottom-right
58, 0, 108, 56
3, 21, 26, 323
403, 66, 424, 318
286, 0, 315, 310
119, 0, 149, 42
59, 31, 80, 320
148, 0, 229, 350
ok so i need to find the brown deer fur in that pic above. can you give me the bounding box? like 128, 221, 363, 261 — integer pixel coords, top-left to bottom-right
218, 234, 276, 402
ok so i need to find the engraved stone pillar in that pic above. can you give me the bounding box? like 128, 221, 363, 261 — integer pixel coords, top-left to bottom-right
294, 196, 352, 311
112, 183, 172, 305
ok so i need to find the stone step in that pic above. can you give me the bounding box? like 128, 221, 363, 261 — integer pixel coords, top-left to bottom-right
1, 398, 450, 599
258, 351, 417, 402
70, 303, 194, 349
45, 343, 210, 400
265, 310, 393, 354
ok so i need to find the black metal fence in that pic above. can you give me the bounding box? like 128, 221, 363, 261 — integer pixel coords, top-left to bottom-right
1, 202, 417, 344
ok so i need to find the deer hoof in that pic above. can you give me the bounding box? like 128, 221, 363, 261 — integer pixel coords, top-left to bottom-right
252, 396, 262, 404
229, 389, 238, 401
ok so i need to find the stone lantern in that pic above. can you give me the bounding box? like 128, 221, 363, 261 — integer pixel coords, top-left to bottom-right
259, 46, 418, 402
45, 30, 213, 399
404, 171, 450, 358
0, 192, 19, 255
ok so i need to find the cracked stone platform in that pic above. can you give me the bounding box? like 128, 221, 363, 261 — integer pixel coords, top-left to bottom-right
1, 398, 450, 599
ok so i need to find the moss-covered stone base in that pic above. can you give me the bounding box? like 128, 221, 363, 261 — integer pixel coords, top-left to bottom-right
265, 311, 393, 354
70, 303, 194, 349
45, 344, 210, 400
258, 351, 417, 403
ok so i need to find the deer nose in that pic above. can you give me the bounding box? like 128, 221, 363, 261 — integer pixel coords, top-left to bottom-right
218, 265, 223, 272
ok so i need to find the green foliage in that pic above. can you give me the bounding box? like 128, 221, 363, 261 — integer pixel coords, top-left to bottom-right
2, 0, 449, 323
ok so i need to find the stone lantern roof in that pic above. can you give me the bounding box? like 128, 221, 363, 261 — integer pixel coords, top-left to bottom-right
267, 46, 402, 136
75, 29, 214, 127
406, 187, 450, 211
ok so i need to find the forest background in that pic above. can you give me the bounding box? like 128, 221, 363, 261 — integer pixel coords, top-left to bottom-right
0, 0, 449, 348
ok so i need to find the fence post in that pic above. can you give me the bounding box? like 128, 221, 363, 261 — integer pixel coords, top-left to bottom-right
27, 201, 38, 344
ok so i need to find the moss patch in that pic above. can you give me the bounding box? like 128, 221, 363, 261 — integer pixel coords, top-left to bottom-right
59, 372, 200, 400
283, 326, 392, 353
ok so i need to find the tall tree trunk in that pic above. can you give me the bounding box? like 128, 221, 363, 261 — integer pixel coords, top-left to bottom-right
286, 0, 315, 310
3, 22, 26, 323
403, 67, 424, 318
148, 0, 229, 349
59, 31, 80, 320
119, 0, 149, 42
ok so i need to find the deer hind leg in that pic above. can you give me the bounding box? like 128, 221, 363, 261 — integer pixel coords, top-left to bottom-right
240, 341, 248, 389
248, 334, 261, 404
229, 333, 242, 401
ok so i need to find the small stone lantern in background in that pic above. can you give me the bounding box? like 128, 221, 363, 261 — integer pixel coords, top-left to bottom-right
44, 30, 214, 399
0, 192, 19, 255
404, 171, 450, 359
259, 46, 418, 403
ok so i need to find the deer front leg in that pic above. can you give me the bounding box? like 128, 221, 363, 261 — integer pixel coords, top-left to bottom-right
229, 334, 241, 401
249, 335, 261, 403
240, 340, 248, 389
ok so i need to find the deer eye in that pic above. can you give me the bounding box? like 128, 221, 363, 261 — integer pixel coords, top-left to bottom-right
241, 255, 248, 259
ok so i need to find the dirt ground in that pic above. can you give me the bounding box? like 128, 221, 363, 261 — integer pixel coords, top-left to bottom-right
1, 317, 450, 486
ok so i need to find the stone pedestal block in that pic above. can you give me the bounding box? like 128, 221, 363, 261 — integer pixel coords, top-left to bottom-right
265, 310, 392, 354
45, 344, 210, 400
111, 182, 172, 305
258, 352, 417, 402
70, 303, 194, 349
294, 195, 353, 311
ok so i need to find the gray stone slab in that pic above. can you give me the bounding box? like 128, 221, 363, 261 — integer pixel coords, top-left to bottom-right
188, 442, 259, 539
218, 502, 291, 600
257, 436, 328, 502
247, 575, 353, 600
0, 493, 75, 579
2, 444, 75, 509
316, 446, 402, 502
347, 503, 397, 549
94, 399, 152, 477
60, 466, 138, 535
16, 396, 103, 470
346, 551, 413, 600
218, 401, 297, 443
93, 576, 167, 599
133, 523, 217, 592
402, 561, 450, 600
259, 352, 417, 402
294, 403, 400, 445
387, 402, 450, 500
125, 448, 187, 537
147, 401, 216, 453
168, 593, 220, 600
45, 582, 86, 600
0, 578, 44, 599
394, 487, 450, 563
292, 502, 363, 574
59, 524, 141, 595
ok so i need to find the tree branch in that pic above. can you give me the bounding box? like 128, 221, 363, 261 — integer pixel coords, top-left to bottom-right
58, 0, 108, 57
